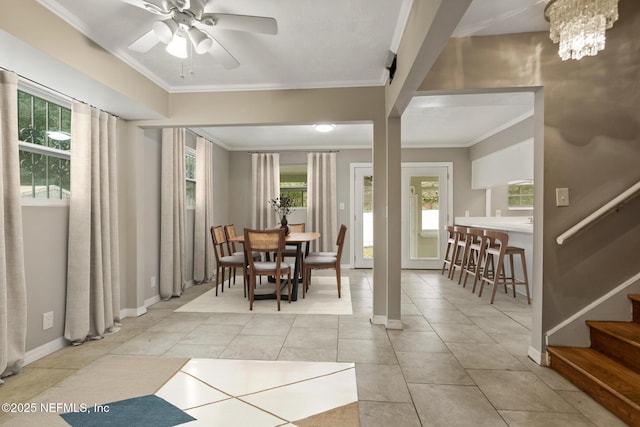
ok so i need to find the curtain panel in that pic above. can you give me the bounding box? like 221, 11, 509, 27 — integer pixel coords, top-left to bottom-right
0, 70, 27, 383
160, 128, 187, 299
307, 152, 337, 252
193, 136, 214, 283
65, 102, 121, 344
251, 153, 280, 229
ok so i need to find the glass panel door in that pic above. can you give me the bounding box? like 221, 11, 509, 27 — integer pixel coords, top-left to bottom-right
354, 166, 373, 268
402, 165, 449, 269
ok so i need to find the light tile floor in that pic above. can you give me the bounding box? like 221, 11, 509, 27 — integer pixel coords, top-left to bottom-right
0, 269, 628, 426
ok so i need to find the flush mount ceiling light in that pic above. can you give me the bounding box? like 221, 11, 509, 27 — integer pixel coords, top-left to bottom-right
544, 0, 619, 61
313, 124, 337, 133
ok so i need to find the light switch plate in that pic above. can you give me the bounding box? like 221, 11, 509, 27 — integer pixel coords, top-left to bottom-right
556, 188, 569, 206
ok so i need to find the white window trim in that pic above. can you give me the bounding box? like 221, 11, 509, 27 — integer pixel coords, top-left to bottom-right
185, 146, 196, 209
18, 86, 72, 206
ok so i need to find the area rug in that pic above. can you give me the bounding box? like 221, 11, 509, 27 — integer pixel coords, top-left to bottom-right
175, 276, 353, 315
60, 394, 194, 427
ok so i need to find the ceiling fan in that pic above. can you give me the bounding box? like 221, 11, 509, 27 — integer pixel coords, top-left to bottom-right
122, 0, 278, 69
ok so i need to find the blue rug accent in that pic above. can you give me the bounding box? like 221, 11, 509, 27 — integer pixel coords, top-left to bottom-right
60, 394, 195, 427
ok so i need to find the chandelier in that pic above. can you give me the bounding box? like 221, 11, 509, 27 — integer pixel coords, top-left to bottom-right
544, 0, 619, 60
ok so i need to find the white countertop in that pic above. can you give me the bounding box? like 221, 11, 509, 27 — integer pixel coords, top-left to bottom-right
454, 217, 533, 234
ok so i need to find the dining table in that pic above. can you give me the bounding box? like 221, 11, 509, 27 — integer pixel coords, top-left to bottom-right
230, 231, 320, 301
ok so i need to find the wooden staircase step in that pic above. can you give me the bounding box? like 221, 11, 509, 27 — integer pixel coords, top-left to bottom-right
587, 321, 640, 374
629, 294, 640, 323
548, 346, 640, 426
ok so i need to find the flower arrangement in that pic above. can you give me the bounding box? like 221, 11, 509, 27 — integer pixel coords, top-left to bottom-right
269, 196, 291, 219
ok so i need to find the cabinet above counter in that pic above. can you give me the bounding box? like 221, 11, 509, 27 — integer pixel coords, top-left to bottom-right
454, 216, 533, 234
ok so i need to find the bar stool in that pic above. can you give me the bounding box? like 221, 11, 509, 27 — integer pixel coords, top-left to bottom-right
449, 226, 470, 282
478, 230, 531, 304
503, 245, 531, 304
461, 228, 487, 291
440, 225, 456, 276
478, 230, 509, 304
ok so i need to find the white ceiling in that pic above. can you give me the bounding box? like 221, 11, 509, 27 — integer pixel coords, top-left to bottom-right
33, 0, 549, 150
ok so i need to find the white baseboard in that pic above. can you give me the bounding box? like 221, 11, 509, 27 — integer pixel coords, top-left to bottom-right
24, 337, 67, 365
528, 345, 547, 366
145, 294, 161, 307
120, 305, 147, 319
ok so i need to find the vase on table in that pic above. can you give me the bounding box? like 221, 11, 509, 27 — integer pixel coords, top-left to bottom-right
280, 215, 290, 235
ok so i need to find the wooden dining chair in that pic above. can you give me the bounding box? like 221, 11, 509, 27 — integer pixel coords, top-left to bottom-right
210, 225, 245, 297
224, 224, 261, 293
244, 228, 292, 311
302, 224, 347, 298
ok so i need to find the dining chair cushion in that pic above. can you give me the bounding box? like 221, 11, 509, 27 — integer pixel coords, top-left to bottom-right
303, 255, 337, 265
307, 251, 337, 257
253, 261, 291, 272
220, 255, 245, 264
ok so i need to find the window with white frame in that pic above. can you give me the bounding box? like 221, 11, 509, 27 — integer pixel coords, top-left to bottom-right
280, 164, 307, 207
17, 89, 71, 200
185, 147, 196, 208
508, 181, 534, 209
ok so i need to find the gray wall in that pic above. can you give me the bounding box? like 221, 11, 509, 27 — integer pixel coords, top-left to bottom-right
22, 205, 68, 350
142, 129, 162, 300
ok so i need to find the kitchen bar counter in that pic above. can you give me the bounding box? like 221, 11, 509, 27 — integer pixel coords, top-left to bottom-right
454, 216, 533, 298
454, 216, 533, 234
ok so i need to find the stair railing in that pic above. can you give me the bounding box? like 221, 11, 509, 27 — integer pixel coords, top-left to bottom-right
557, 180, 640, 245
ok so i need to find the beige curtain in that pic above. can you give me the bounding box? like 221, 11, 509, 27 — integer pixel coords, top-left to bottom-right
193, 136, 214, 282
160, 128, 186, 299
307, 152, 337, 252
65, 102, 120, 344
251, 153, 280, 229
0, 71, 27, 384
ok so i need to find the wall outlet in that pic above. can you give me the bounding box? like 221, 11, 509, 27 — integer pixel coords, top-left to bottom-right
495, 210, 501, 217
465, 210, 470, 217
43, 311, 54, 330
150, 276, 157, 288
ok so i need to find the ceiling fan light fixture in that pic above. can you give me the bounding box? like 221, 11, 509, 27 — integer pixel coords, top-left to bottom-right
153, 19, 179, 44
166, 33, 188, 58
313, 123, 336, 133
188, 27, 213, 54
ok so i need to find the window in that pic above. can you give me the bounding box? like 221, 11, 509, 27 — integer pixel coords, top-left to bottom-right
508, 182, 534, 209
280, 164, 307, 207
17, 89, 71, 199
185, 147, 196, 208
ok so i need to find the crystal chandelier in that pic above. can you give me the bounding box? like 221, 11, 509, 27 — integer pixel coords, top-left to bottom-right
544, 0, 619, 60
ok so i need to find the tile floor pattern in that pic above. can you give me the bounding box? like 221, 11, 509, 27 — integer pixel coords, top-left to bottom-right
0, 270, 629, 426
156, 359, 357, 426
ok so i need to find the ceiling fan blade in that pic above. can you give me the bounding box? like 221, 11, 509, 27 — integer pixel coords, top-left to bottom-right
201, 13, 278, 35
118, 0, 171, 15
128, 29, 161, 52
205, 34, 240, 69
